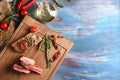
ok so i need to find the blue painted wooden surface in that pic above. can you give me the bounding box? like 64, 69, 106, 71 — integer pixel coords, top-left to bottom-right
28, 0, 120, 79
43, 0, 120, 80
1, 0, 119, 80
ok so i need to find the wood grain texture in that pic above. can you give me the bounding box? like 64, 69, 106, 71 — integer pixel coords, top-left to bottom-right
0, 15, 73, 80
0, 0, 15, 48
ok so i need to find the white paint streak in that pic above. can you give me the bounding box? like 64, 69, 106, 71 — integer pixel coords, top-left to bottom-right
72, 71, 110, 77
67, 52, 109, 63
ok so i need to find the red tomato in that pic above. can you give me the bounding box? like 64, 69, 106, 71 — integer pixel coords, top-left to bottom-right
30, 26, 36, 33
21, 9, 28, 16
0, 22, 8, 30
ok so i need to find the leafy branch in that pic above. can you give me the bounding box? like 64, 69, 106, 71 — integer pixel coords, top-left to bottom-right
38, 35, 52, 68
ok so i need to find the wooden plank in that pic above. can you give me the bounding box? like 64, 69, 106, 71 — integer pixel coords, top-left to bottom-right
0, 15, 73, 80
0, 0, 15, 47
52, 0, 120, 80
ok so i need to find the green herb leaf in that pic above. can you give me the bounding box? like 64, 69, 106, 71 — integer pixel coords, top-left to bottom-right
2, 13, 19, 22
45, 35, 51, 68
48, 36, 58, 50
11, 0, 17, 10
38, 34, 58, 68
53, 0, 64, 8
38, 36, 46, 50
25, 37, 33, 46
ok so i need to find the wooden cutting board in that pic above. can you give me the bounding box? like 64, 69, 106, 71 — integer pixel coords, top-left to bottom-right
0, 15, 73, 80
0, 0, 15, 48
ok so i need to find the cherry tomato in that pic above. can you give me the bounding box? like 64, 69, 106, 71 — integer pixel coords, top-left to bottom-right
0, 22, 9, 30
21, 9, 28, 16
30, 26, 36, 33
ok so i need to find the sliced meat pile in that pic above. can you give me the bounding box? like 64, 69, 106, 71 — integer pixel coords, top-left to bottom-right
13, 56, 43, 75
13, 64, 31, 74
12, 32, 42, 53
20, 56, 35, 66
25, 65, 43, 75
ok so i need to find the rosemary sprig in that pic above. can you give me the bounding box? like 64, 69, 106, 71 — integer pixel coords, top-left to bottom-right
38, 35, 46, 50
38, 35, 53, 68
38, 34, 60, 68
45, 35, 51, 68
